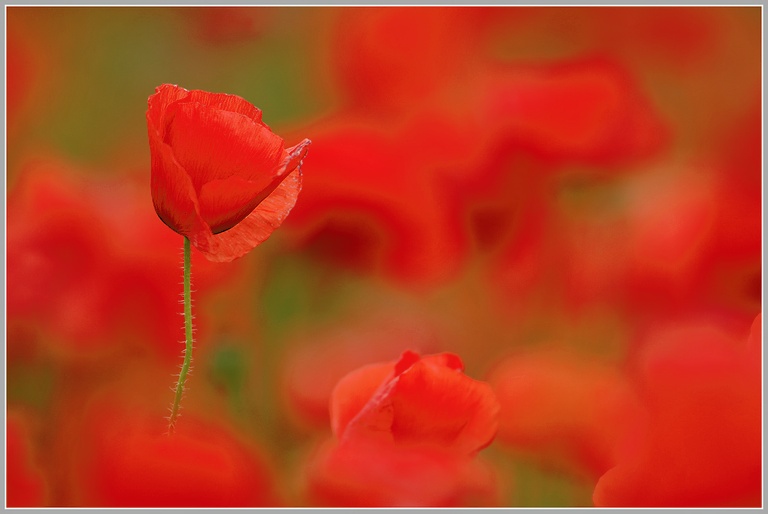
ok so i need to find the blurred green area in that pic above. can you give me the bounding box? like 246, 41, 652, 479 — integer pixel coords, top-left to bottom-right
8, 7, 336, 177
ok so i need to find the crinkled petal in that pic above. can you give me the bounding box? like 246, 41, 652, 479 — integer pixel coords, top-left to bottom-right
192, 165, 302, 262
163, 101, 285, 192
197, 139, 311, 234
147, 84, 190, 135
184, 89, 265, 125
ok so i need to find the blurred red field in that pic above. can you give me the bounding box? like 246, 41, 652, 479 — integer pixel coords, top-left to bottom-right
5, 6, 762, 508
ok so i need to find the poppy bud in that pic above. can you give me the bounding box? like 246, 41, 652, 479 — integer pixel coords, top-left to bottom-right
147, 83, 310, 262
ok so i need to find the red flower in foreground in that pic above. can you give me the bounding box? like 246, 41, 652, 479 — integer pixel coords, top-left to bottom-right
147, 84, 310, 262
305, 350, 502, 507
593, 315, 762, 507
331, 350, 500, 454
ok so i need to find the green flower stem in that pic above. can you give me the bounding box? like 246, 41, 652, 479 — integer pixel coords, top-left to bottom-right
168, 236, 193, 434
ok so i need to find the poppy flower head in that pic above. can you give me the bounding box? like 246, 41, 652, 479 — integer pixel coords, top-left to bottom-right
147, 84, 310, 262
592, 317, 762, 507
331, 350, 500, 456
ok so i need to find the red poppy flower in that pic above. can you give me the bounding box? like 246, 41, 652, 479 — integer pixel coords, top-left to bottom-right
147, 84, 310, 262
330, 350, 500, 456
304, 349, 502, 507
592, 317, 762, 507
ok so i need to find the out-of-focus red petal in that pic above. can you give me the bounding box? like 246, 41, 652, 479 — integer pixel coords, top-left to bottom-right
283, 116, 467, 285
593, 318, 762, 507
305, 437, 501, 507
487, 349, 640, 479
162, 101, 284, 192
331, 362, 394, 440
330, 7, 490, 115
476, 58, 669, 166
72, 398, 280, 507
388, 356, 499, 454
336, 351, 500, 456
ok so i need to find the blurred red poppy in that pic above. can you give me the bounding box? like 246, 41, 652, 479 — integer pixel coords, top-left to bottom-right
70, 398, 280, 507
475, 57, 669, 167
7, 157, 235, 362
305, 437, 500, 507
305, 349, 502, 507
330, 7, 492, 115
147, 84, 310, 262
487, 348, 640, 480
593, 316, 762, 507
283, 114, 471, 286
553, 153, 759, 323
331, 350, 500, 455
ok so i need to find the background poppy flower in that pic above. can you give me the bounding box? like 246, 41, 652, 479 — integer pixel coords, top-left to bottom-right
62, 391, 280, 508
6, 156, 237, 363
592, 316, 762, 507
331, 350, 500, 456
147, 83, 310, 262
304, 437, 501, 507
487, 348, 640, 481
473, 57, 670, 168
303, 349, 503, 507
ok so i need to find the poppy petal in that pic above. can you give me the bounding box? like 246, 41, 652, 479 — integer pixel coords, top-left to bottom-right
330, 362, 394, 440
390, 357, 499, 454
184, 89, 265, 124
193, 166, 303, 262
336, 351, 500, 455
163, 102, 285, 192
146, 84, 190, 135
149, 129, 205, 237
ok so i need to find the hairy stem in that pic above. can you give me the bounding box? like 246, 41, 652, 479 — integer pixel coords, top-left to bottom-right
168, 237, 193, 434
